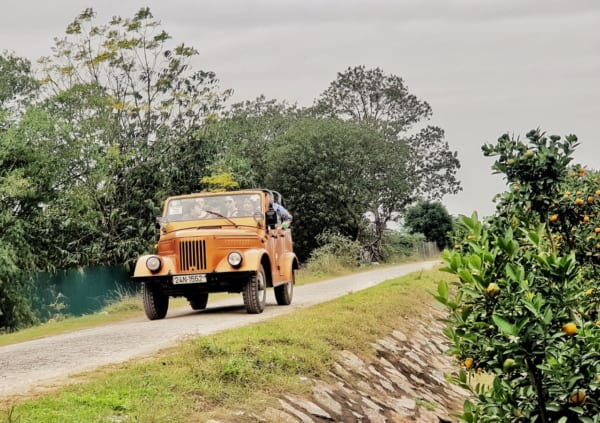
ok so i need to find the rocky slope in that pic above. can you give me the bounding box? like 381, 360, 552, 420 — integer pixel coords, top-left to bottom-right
214, 309, 470, 423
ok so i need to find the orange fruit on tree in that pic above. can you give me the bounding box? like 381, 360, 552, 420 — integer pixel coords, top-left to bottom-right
575, 198, 585, 206
570, 389, 586, 405
464, 357, 474, 369
549, 214, 559, 222
596, 189, 600, 196
562, 322, 577, 336
587, 288, 594, 296
486, 283, 501, 297
579, 167, 585, 177
595, 227, 600, 234
589, 196, 595, 204
584, 215, 590, 223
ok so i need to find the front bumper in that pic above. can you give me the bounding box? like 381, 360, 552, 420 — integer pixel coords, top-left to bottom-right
132, 270, 256, 296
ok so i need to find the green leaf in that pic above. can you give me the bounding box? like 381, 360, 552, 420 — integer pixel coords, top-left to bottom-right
505, 263, 524, 282
469, 254, 482, 271
459, 269, 474, 283
492, 314, 518, 336
527, 230, 540, 246
543, 307, 553, 324
437, 281, 449, 304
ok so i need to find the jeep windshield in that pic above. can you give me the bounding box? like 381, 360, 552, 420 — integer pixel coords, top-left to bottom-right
164, 193, 263, 223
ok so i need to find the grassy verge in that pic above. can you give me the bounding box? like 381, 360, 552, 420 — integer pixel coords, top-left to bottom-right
0, 266, 454, 423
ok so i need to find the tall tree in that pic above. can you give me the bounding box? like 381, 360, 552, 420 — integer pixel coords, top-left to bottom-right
264, 118, 384, 260
404, 201, 453, 250
313, 66, 461, 249
0, 53, 41, 330
313, 65, 431, 134
35, 8, 231, 265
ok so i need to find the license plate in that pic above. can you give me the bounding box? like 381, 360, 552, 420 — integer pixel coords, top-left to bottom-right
173, 274, 207, 284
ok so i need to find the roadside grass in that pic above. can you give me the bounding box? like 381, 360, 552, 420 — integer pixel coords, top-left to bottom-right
0, 266, 454, 423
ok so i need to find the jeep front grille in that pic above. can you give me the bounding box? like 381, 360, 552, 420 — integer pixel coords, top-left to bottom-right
179, 239, 207, 272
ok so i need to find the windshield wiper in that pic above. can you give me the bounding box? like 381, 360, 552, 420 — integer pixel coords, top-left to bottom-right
204, 210, 238, 228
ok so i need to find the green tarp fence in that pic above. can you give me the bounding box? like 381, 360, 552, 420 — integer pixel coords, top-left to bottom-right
34, 265, 138, 319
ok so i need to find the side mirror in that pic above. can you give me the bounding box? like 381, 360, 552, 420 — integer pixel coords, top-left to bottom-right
266, 209, 278, 229
156, 216, 168, 233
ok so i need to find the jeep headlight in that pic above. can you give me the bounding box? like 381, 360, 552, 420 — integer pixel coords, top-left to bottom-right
146, 256, 162, 273
227, 251, 243, 268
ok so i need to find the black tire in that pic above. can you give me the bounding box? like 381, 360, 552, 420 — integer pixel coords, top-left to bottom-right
188, 293, 209, 310
243, 265, 267, 314
274, 270, 294, 306
143, 282, 169, 320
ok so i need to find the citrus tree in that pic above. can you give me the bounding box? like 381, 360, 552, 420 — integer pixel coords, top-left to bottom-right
436, 129, 600, 422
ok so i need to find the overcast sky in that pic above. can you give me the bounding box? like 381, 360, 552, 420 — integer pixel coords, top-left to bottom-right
2, 1, 599, 217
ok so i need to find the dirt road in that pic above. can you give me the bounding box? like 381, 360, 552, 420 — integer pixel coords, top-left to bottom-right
0, 260, 440, 400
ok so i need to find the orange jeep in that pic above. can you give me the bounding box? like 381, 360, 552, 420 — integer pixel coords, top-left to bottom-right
132, 189, 298, 320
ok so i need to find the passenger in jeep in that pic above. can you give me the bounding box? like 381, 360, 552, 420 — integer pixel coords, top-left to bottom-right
241, 198, 254, 216
225, 196, 239, 217
268, 192, 293, 229
191, 198, 209, 219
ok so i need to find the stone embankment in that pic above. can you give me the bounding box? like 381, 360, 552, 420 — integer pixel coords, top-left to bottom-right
215, 310, 470, 422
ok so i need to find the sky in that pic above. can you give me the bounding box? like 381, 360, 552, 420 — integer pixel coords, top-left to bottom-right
2, 0, 599, 218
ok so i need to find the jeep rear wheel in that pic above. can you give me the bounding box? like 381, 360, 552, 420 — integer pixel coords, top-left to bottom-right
143, 282, 169, 320
188, 293, 209, 310
274, 270, 294, 306
243, 265, 266, 314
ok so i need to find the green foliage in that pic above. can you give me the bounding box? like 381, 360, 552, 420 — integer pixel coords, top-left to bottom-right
312, 66, 461, 255
439, 129, 600, 422
0, 52, 38, 110
305, 231, 363, 274
200, 172, 239, 192
32, 8, 231, 266
313, 65, 432, 133
0, 53, 41, 331
382, 231, 427, 259
404, 201, 454, 250
264, 118, 379, 260
198, 96, 303, 188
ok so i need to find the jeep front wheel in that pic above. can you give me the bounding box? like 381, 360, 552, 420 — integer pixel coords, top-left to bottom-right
143, 282, 169, 320
243, 265, 266, 314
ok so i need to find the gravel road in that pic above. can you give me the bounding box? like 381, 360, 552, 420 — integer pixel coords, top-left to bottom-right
0, 260, 440, 400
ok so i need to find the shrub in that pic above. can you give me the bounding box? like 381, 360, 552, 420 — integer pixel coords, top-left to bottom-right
305, 231, 362, 274
436, 130, 600, 422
